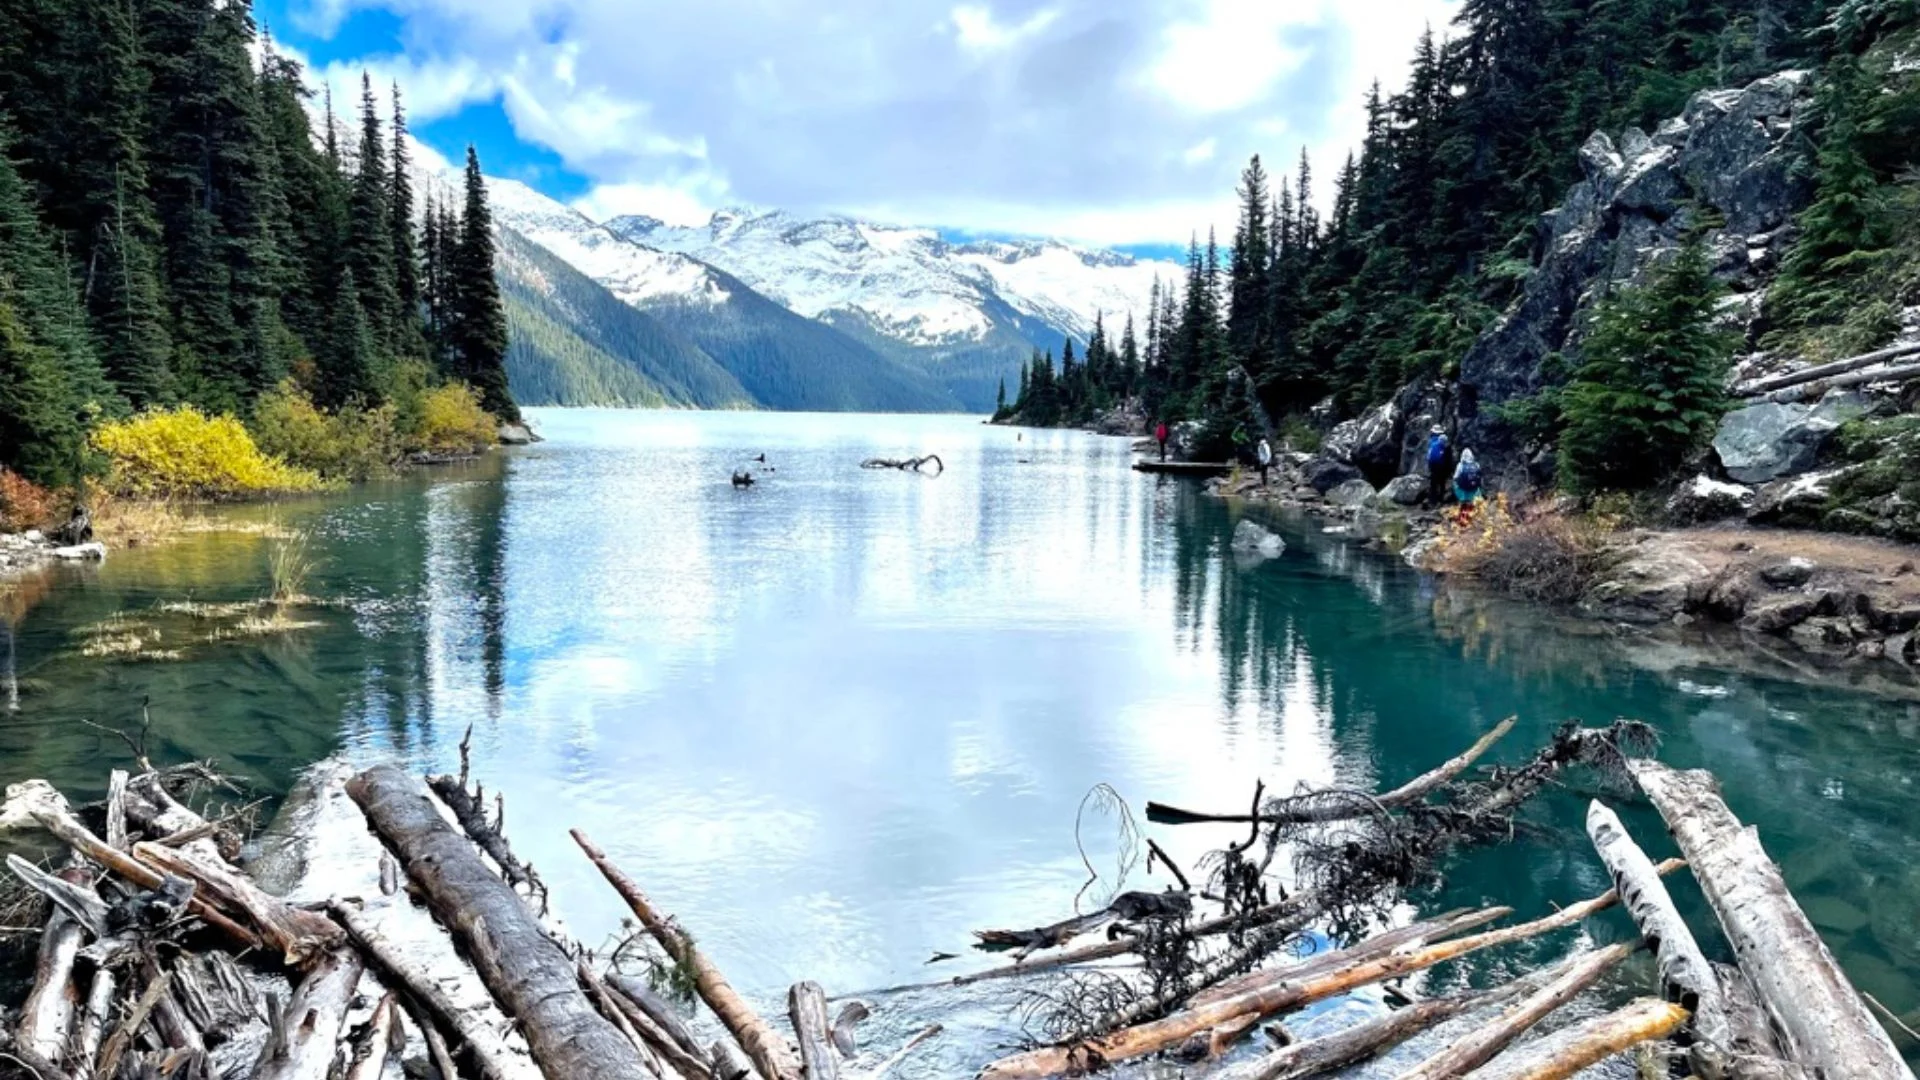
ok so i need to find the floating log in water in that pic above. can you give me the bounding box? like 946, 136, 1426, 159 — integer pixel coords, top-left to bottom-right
1392, 943, 1632, 1080
349, 766, 659, 1080
1629, 760, 1914, 1080
861, 455, 944, 473
572, 828, 802, 1080
1131, 460, 1231, 477
134, 841, 342, 966
789, 981, 840, 1080
253, 948, 364, 1080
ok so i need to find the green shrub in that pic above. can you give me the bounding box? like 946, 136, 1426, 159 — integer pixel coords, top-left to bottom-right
1557, 237, 1735, 495
412, 383, 498, 455
250, 381, 400, 482
92, 407, 326, 499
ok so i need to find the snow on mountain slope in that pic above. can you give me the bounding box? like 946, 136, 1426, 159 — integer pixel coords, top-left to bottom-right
607, 210, 1177, 350
485, 178, 730, 307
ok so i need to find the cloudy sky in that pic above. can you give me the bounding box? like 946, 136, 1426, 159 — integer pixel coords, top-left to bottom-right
258, 0, 1459, 253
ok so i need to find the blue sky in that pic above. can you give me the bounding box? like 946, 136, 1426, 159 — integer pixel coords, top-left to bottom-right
256, 0, 1458, 248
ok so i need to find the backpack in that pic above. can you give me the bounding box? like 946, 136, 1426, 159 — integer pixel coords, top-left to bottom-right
1457, 459, 1482, 490
1427, 434, 1449, 466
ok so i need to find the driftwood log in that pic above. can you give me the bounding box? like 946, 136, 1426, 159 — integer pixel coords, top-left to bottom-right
573, 828, 802, 1080
16, 908, 83, 1071
860, 455, 944, 473
1586, 803, 1724, 1034
789, 981, 839, 1080
344, 994, 403, 1080
1392, 943, 1631, 1079
1463, 997, 1691, 1080
611, 974, 709, 1067
1149, 717, 1517, 825
133, 841, 341, 965
349, 766, 659, 1080
1629, 760, 1914, 1080
253, 948, 363, 1080
1734, 340, 1920, 397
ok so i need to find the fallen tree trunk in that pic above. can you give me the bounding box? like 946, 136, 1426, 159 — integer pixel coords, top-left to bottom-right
1190, 905, 1509, 1009
1392, 943, 1632, 1079
1734, 340, 1920, 397
345, 994, 401, 1080
603, 977, 716, 1080
328, 900, 527, 1080
349, 767, 658, 1080
133, 841, 342, 966
788, 982, 839, 1080
1214, 977, 1541, 1080
1149, 718, 1516, 825
572, 828, 802, 1080
610, 974, 709, 1067
428, 772, 540, 895
1628, 760, 1914, 1080
977, 865, 1679, 1080
1751, 358, 1920, 404
1463, 997, 1690, 1080
253, 948, 363, 1080
72, 961, 117, 1076
16, 909, 83, 1072
1586, 802, 1725, 1039
95, 969, 172, 1080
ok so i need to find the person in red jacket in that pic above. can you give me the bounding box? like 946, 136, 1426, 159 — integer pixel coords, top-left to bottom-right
1155, 421, 1170, 461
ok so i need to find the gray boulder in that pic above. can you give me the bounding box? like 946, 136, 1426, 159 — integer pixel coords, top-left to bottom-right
1302, 457, 1362, 495
498, 421, 540, 446
1713, 392, 1868, 483
1665, 474, 1754, 524
1760, 556, 1816, 588
1327, 479, 1378, 508
1380, 475, 1429, 506
1230, 519, 1286, 559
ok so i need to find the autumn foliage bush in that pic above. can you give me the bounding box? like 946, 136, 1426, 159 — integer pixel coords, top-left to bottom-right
413, 383, 498, 455
1428, 495, 1619, 604
250, 381, 401, 481
91, 407, 327, 499
0, 468, 58, 532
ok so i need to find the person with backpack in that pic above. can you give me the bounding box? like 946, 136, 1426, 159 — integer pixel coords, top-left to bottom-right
1453, 449, 1484, 506
1425, 425, 1452, 505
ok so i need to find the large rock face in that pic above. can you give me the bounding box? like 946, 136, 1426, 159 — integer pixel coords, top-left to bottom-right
1455, 72, 1812, 484
1712, 391, 1869, 483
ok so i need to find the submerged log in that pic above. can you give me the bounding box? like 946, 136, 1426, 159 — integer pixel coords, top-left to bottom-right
1392, 943, 1632, 1079
1191, 905, 1510, 1010
1629, 760, 1913, 1080
349, 767, 657, 1080
976, 866, 1678, 1080
1463, 997, 1690, 1080
328, 900, 526, 1080
133, 841, 342, 965
789, 982, 839, 1080
1215, 976, 1539, 1080
253, 948, 363, 1080
861, 455, 944, 473
1150, 717, 1517, 825
572, 829, 802, 1080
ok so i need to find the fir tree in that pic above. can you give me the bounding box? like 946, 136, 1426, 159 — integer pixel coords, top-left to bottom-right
1558, 237, 1734, 493
449, 146, 516, 420
348, 74, 399, 359
1226, 156, 1271, 373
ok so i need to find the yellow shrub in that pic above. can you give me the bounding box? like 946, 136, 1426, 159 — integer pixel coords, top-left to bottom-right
92, 407, 327, 500
251, 382, 400, 481
413, 383, 497, 455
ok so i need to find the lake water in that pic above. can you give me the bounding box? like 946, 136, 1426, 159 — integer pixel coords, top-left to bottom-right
2, 408, 1915, 1073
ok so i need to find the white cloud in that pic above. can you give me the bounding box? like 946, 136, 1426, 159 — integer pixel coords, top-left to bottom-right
288, 0, 1459, 244
949, 4, 1059, 52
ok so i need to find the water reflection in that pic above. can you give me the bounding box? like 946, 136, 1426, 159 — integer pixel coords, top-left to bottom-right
0, 410, 1914, 1062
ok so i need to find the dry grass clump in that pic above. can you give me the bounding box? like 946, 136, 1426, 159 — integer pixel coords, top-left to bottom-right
1429, 495, 1621, 604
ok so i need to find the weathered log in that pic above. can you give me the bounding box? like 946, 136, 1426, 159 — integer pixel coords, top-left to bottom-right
1629, 760, 1913, 1079
345, 994, 401, 1080
866, 1026, 942, 1080
580, 959, 668, 1078
1734, 340, 1920, 397
1586, 802, 1725, 1037
1392, 943, 1632, 1080
860, 455, 944, 473
1463, 997, 1690, 1080
975, 866, 1678, 1079
105, 770, 129, 851
132, 842, 341, 966
1752, 358, 1920, 404
143, 955, 205, 1055
711, 1042, 755, 1080
610, 974, 709, 1067
252, 948, 362, 1080
17, 909, 83, 1071
94, 970, 170, 1080
70, 963, 116, 1076
22, 799, 259, 950
1149, 717, 1517, 825
7, 855, 110, 938
603, 977, 716, 1080
428, 773, 538, 893
350, 767, 656, 1080
1191, 905, 1509, 1009
399, 995, 462, 1080
572, 828, 802, 1080
328, 900, 525, 1080
789, 982, 838, 1080
123, 773, 227, 863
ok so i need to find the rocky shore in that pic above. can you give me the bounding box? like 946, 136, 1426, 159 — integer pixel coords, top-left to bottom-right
0, 529, 104, 582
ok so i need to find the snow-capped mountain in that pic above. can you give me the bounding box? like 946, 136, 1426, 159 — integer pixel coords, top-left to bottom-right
608, 209, 1176, 354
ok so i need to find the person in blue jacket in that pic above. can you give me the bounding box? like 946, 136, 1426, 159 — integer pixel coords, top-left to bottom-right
1424, 425, 1451, 506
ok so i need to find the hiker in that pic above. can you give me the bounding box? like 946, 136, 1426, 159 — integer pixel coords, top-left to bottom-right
1257, 436, 1273, 486
1425, 425, 1452, 505
1155, 421, 1170, 461
1452, 449, 1484, 508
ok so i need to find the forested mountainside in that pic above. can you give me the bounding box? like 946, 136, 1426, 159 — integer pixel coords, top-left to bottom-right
0, 0, 518, 487
487, 181, 961, 413
497, 227, 753, 410
1003, 0, 1920, 505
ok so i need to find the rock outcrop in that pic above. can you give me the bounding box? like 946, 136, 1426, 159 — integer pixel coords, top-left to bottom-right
1713, 391, 1870, 483
1453, 72, 1812, 485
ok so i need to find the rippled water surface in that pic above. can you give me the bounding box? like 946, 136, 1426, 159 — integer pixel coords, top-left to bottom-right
3, 409, 1916, 1071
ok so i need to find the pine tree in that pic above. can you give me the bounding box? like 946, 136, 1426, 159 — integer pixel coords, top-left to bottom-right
389, 86, 422, 340
1558, 237, 1734, 493
995, 376, 1007, 414
348, 74, 399, 359
1226, 156, 1271, 373
449, 146, 516, 420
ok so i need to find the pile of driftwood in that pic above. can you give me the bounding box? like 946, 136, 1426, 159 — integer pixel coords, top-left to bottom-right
0, 717, 1912, 1080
